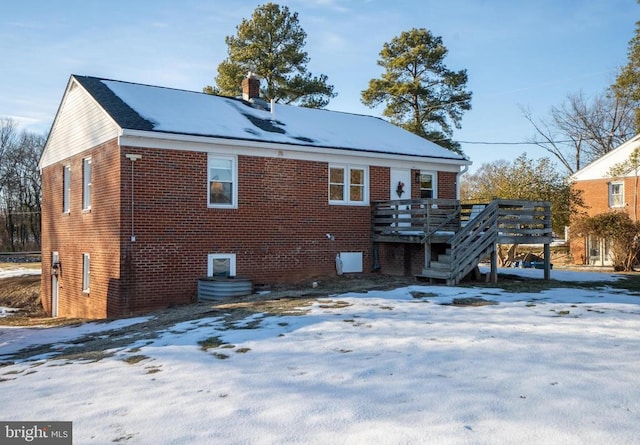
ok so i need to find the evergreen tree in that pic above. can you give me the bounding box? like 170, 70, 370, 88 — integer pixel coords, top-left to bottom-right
205, 3, 336, 108
361, 28, 471, 154
612, 2, 640, 130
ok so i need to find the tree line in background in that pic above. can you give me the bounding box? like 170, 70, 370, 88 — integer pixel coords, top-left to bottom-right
0, 118, 44, 252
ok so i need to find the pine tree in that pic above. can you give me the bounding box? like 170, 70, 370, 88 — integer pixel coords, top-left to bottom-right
361, 28, 471, 154
612, 3, 640, 131
205, 3, 336, 108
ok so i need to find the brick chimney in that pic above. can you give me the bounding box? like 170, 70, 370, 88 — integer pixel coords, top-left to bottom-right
242, 72, 260, 101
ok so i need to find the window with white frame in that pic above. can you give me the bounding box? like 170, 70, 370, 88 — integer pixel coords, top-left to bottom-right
609, 182, 624, 208
63, 165, 71, 213
419, 172, 435, 199
208, 155, 237, 207
82, 158, 92, 210
82, 253, 90, 293
329, 165, 368, 205
208, 253, 236, 277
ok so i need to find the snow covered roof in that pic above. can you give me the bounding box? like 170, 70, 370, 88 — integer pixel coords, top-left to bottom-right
571, 133, 640, 181
73, 75, 467, 163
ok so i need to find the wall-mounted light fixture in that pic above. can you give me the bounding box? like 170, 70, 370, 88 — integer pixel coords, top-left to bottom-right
415, 171, 421, 184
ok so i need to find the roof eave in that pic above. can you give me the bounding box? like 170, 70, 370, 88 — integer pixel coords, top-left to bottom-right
119, 129, 472, 166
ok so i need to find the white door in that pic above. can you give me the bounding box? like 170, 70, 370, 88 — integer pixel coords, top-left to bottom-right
51, 252, 59, 317
390, 169, 412, 228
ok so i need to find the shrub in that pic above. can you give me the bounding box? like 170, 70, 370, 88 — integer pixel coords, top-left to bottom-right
572, 211, 640, 271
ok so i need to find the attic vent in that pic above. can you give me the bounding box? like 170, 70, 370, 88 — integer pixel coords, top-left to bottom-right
242, 113, 285, 134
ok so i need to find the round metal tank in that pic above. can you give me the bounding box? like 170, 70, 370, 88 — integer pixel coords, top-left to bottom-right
198, 276, 253, 301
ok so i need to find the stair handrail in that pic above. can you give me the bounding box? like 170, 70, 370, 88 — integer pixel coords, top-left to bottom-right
421, 206, 461, 243
448, 201, 498, 246
447, 201, 499, 283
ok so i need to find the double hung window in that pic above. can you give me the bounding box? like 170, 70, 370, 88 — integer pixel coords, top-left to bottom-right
419, 173, 434, 199
82, 253, 90, 293
63, 165, 71, 213
208, 155, 237, 208
609, 182, 624, 208
82, 158, 92, 210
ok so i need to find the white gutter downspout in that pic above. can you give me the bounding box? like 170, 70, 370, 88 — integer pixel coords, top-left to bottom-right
125, 154, 142, 242
456, 164, 469, 200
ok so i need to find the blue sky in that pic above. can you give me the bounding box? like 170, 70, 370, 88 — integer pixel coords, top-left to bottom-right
0, 0, 637, 171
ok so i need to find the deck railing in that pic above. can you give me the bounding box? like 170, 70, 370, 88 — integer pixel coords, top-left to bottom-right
372, 198, 553, 283
371, 199, 460, 243
372, 199, 552, 245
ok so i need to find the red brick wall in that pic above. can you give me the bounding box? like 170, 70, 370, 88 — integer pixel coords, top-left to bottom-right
41, 139, 122, 318
438, 171, 458, 199
116, 148, 397, 315
570, 177, 638, 263
42, 141, 461, 318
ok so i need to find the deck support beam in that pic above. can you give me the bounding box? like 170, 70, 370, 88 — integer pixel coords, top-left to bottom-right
543, 243, 551, 280
489, 247, 498, 283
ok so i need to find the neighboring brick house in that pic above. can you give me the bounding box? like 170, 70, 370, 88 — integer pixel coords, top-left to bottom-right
569, 133, 640, 265
39, 74, 470, 319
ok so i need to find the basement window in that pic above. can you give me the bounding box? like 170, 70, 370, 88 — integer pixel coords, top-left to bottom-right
208, 253, 236, 277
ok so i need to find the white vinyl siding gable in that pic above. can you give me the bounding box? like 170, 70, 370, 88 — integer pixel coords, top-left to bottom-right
40, 80, 120, 169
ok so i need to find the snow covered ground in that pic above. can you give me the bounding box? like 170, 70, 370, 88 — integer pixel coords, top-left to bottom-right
1, 268, 639, 444
0, 267, 41, 279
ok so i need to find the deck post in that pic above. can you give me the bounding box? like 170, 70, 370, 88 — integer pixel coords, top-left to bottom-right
424, 242, 431, 269
489, 246, 498, 283
543, 242, 551, 280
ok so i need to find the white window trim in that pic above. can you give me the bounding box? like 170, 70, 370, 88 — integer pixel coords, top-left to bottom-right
328, 164, 369, 206
82, 157, 92, 211
420, 170, 438, 199
207, 154, 238, 209
82, 253, 90, 294
207, 253, 237, 277
63, 165, 71, 213
609, 181, 624, 208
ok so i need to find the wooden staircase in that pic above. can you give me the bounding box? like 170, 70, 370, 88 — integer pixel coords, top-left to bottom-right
420, 202, 499, 285
372, 199, 553, 285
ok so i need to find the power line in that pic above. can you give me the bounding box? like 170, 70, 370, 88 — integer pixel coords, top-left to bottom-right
450, 133, 636, 147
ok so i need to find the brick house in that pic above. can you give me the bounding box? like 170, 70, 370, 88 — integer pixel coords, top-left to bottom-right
569, 133, 640, 265
39, 74, 470, 319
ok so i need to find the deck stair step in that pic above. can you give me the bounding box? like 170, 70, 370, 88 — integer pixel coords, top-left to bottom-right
437, 254, 452, 263
429, 261, 451, 270
417, 269, 452, 280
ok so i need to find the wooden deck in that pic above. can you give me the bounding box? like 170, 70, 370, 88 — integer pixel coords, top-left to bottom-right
372, 199, 553, 284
